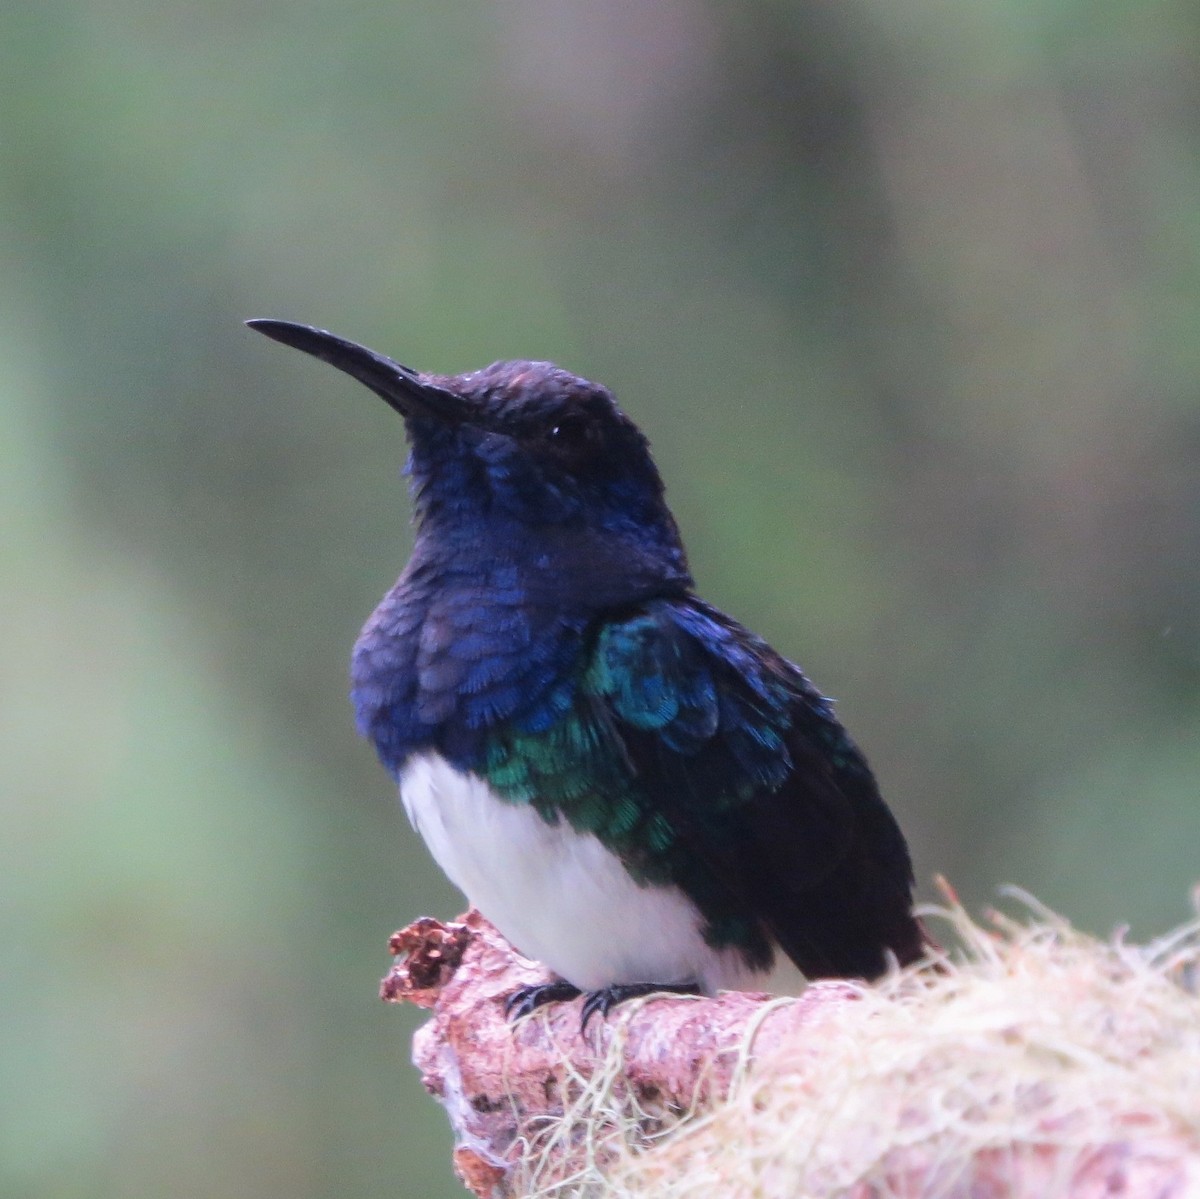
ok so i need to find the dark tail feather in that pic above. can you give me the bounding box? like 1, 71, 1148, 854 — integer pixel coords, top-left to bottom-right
771, 820, 932, 981
775, 888, 929, 981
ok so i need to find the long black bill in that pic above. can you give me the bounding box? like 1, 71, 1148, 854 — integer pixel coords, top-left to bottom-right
246, 319, 472, 423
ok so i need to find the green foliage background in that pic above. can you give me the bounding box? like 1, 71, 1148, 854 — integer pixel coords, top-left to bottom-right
2, 3, 1198, 1196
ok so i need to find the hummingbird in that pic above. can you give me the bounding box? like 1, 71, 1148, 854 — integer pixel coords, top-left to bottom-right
249, 319, 927, 1024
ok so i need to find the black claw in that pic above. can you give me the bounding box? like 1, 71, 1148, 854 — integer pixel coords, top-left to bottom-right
504, 980, 582, 1021
579, 981, 702, 1032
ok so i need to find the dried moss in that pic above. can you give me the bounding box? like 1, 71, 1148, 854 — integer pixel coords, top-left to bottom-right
517, 884, 1200, 1198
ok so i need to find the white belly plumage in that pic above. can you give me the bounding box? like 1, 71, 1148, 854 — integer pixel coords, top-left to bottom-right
398, 751, 802, 995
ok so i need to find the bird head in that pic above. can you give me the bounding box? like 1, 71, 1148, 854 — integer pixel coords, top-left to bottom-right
248, 320, 692, 592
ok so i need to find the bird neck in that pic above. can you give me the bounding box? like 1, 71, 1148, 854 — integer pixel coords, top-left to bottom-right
411, 513, 694, 612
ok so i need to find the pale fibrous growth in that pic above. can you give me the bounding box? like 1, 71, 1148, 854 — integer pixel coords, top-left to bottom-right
532, 888, 1200, 1195
389, 885, 1200, 1199
585, 889, 1200, 1199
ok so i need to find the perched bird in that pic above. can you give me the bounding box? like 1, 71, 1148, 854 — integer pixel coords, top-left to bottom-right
249, 319, 927, 1023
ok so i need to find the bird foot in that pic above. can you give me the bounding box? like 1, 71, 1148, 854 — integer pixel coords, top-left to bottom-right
504, 979, 582, 1021
580, 981, 701, 1031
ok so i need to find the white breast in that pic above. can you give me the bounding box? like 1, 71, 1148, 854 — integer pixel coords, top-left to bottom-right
397, 751, 784, 994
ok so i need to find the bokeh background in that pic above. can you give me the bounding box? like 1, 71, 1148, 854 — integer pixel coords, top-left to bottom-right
3, 2, 1198, 1196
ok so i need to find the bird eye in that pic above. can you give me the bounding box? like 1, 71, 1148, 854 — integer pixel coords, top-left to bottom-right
547, 415, 591, 444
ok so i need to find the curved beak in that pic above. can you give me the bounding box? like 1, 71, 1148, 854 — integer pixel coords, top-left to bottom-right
246, 319, 472, 424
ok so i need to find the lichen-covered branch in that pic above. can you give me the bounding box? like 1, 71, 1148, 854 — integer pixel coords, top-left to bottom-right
382, 909, 857, 1195
382, 898, 1200, 1199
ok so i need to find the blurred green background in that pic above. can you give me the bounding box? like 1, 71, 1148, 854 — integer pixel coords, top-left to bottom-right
3, 1, 1198, 1196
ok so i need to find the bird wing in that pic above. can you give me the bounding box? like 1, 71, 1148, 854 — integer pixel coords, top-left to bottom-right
578, 597, 918, 978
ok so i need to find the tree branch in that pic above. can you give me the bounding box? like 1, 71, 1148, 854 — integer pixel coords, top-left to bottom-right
381, 904, 1200, 1199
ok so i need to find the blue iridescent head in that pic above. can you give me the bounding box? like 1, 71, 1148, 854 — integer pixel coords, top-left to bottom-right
247, 320, 692, 590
